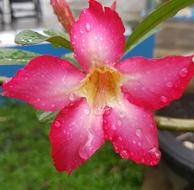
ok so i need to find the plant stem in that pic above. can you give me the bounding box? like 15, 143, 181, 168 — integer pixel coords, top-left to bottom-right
156, 116, 194, 132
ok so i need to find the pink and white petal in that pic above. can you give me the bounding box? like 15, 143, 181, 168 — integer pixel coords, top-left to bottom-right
2, 55, 85, 112
115, 55, 194, 110
103, 97, 160, 166
50, 98, 105, 173
71, 0, 125, 71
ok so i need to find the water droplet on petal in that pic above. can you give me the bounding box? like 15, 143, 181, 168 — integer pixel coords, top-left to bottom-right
84, 109, 90, 115
80, 29, 84, 34
135, 128, 142, 138
148, 147, 161, 160
119, 112, 125, 118
160, 96, 168, 103
112, 124, 116, 130
166, 82, 173, 88
132, 140, 136, 144
120, 150, 129, 158
117, 120, 122, 126
85, 23, 91, 32
69, 93, 76, 101
55, 121, 61, 128
98, 46, 102, 51
179, 68, 188, 77
138, 142, 141, 147
130, 151, 134, 156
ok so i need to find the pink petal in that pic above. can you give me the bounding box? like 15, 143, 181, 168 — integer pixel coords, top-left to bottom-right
115, 55, 194, 110
50, 98, 105, 173
51, 0, 75, 34
71, 0, 125, 71
103, 97, 160, 166
2, 55, 85, 112
111, 0, 117, 10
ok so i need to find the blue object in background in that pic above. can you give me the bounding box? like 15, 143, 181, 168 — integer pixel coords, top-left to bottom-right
0, 35, 155, 104
0, 35, 155, 77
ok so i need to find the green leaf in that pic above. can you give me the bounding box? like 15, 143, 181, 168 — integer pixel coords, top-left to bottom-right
0, 48, 39, 65
0, 76, 9, 85
63, 53, 80, 68
15, 30, 73, 51
125, 0, 194, 54
43, 29, 69, 40
36, 110, 58, 123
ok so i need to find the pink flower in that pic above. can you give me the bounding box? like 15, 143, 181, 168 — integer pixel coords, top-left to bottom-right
2, 0, 194, 173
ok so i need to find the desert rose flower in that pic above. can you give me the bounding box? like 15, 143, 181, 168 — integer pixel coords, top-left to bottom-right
2, 0, 194, 173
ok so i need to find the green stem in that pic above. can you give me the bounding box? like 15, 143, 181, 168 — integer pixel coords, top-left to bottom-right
156, 116, 194, 132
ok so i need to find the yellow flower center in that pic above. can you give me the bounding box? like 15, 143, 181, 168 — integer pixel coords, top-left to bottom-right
78, 66, 122, 108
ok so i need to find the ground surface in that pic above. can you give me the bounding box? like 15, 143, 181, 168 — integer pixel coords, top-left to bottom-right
0, 101, 143, 190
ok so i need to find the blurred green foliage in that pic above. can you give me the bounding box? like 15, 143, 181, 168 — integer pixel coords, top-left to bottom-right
0, 103, 143, 190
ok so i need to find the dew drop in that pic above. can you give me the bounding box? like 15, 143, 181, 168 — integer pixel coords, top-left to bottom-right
179, 68, 188, 77
85, 23, 91, 32
80, 29, 84, 34
84, 109, 90, 115
69, 93, 76, 101
132, 140, 136, 144
112, 124, 116, 130
71, 121, 76, 126
119, 112, 125, 118
98, 46, 102, 50
160, 96, 168, 103
118, 136, 122, 141
166, 81, 173, 88
94, 36, 98, 40
135, 128, 142, 138
130, 151, 134, 156
149, 147, 160, 160
36, 98, 40, 102
138, 142, 141, 147
55, 121, 61, 128
120, 150, 129, 158
117, 120, 122, 126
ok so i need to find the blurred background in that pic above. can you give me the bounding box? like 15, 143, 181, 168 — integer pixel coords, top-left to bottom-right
0, 0, 194, 190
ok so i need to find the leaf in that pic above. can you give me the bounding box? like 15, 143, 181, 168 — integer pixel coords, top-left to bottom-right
0, 76, 10, 85
43, 29, 69, 40
63, 53, 80, 68
0, 48, 39, 65
125, 0, 194, 53
36, 110, 58, 123
15, 30, 73, 51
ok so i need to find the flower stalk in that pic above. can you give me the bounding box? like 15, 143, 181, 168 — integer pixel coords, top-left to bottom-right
156, 116, 194, 132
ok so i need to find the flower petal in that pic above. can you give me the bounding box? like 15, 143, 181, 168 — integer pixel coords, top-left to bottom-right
2, 55, 85, 112
50, 98, 105, 173
51, 0, 75, 34
115, 55, 194, 110
103, 97, 160, 166
71, 0, 125, 71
